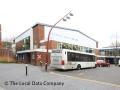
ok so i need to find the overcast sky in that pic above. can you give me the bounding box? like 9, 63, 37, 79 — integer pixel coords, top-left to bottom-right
0, 0, 120, 48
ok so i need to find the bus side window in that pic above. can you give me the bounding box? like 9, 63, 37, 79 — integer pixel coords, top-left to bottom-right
71, 53, 75, 61
75, 54, 79, 61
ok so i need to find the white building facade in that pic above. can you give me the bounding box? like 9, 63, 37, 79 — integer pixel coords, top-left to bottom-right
14, 23, 98, 65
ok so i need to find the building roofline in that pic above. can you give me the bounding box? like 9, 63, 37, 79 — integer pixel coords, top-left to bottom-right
99, 47, 120, 50
15, 22, 98, 43
37, 23, 98, 43
14, 27, 32, 40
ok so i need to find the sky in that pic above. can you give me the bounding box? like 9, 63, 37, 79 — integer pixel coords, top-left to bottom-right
0, 0, 120, 48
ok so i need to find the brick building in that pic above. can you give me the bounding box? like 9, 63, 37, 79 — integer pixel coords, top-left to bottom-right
0, 24, 15, 62
0, 24, 2, 48
14, 23, 98, 65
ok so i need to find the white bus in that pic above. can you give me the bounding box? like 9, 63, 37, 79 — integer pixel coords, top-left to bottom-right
119, 59, 120, 67
50, 49, 96, 70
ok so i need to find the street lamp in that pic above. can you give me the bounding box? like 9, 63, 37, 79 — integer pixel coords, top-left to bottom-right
45, 11, 73, 71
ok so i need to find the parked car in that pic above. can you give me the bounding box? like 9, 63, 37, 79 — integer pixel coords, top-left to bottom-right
96, 60, 110, 67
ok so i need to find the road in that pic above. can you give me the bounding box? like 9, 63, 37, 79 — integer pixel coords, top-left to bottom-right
50, 65, 120, 85
0, 63, 120, 90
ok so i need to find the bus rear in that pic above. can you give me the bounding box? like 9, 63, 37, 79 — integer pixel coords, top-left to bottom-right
50, 49, 67, 69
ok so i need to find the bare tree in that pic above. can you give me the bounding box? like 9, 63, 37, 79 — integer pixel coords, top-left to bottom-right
110, 42, 120, 47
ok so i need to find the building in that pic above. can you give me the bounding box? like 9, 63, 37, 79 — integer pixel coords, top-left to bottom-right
2, 41, 12, 49
0, 24, 1, 47
98, 47, 120, 64
0, 24, 15, 62
14, 23, 98, 65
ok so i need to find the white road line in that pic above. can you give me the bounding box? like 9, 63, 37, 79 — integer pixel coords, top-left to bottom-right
49, 72, 120, 88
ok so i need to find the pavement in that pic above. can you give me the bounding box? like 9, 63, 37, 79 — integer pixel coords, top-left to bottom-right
0, 63, 120, 90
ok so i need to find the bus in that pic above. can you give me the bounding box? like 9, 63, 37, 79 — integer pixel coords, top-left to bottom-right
119, 59, 120, 67
50, 49, 96, 70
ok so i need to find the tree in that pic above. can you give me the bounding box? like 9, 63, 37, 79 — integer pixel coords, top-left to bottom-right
2, 37, 14, 49
110, 42, 120, 47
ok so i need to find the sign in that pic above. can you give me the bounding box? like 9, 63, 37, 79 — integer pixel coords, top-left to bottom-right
37, 54, 41, 60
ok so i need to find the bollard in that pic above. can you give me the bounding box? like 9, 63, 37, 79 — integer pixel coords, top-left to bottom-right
45, 63, 47, 71
25, 64, 28, 76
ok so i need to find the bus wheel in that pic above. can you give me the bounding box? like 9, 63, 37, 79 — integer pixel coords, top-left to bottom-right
77, 64, 81, 70
94, 64, 97, 68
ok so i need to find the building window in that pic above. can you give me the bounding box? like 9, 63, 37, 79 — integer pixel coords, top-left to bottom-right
22, 54, 24, 60
79, 46, 83, 51
24, 36, 30, 50
40, 45, 45, 49
73, 45, 78, 50
57, 42, 62, 49
100, 50, 105, 56
16, 36, 30, 51
56, 42, 95, 54
82, 47, 86, 52
68, 44, 73, 50
62, 43, 68, 49
89, 48, 93, 53
85, 48, 93, 53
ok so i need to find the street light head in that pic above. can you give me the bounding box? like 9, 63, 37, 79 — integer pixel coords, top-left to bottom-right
66, 16, 70, 19
69, 13, 74, 16
63, 18, 67, 21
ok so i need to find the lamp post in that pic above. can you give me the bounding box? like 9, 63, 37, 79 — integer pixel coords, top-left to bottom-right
45, 11, 73, 71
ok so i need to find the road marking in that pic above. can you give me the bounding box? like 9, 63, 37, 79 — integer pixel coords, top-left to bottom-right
50, 72, 120, 88
78, 73, 84, 76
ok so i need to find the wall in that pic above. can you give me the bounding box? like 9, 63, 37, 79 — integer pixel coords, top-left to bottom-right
35, 52, 50, 65
44, 26, 97, 48
33, 24, 44, 49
